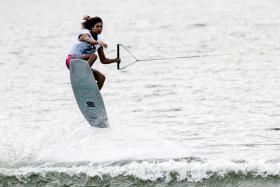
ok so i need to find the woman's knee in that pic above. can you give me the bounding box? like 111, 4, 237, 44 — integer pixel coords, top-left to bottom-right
82, 54, 97, 60
91, 54, 97, 58
88, 54, 97, 66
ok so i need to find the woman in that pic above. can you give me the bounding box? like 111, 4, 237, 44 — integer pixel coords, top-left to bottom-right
66, 16, 120, 90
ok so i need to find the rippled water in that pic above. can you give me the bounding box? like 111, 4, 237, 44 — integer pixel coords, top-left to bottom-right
1, 0, 280, 186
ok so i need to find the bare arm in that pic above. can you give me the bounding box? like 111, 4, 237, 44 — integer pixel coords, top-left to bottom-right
98, 47, 120, 64
79, 34, 108, 48
79, 33, 98, 45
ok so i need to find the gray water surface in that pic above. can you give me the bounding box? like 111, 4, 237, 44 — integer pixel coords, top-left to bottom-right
0, 0, 280, 183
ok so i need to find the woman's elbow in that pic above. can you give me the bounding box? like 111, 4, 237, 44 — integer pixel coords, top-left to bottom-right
100, 59, 109, 64
100, 60, 107, 64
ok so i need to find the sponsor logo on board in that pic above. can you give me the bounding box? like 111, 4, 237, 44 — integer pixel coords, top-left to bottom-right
86, 101, 96, 107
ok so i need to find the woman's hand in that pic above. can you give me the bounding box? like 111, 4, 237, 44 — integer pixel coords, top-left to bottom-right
115, 58, 121, 64
97, 41, 108, 48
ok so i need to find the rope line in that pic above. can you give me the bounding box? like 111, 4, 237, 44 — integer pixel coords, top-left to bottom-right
117, 44, 232, 70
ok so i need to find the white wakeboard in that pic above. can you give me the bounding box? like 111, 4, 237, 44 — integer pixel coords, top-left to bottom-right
70, 59, 109, 128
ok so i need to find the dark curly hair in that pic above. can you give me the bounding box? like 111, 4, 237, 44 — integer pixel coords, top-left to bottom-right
82, 16, 103, 30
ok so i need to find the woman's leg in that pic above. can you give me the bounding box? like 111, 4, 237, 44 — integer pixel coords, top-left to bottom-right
92, 69, 106, 90
80, 54, 105, 90
81, 54, 97, 67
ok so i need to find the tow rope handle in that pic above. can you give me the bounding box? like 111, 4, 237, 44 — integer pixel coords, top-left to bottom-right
117, 44, 120, 70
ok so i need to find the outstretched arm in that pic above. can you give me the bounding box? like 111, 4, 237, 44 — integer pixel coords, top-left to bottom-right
98, 47, 120, 64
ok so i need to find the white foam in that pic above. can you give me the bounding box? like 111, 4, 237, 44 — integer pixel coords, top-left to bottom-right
1, 158, 280, 182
